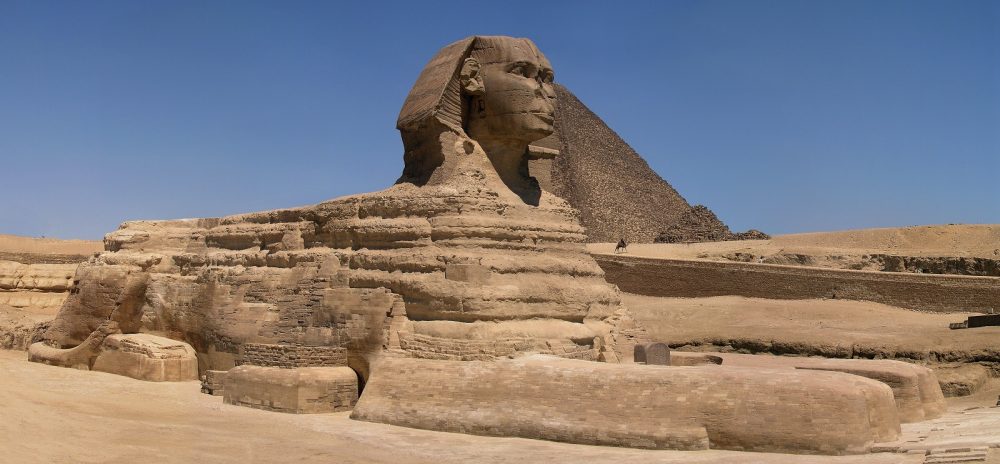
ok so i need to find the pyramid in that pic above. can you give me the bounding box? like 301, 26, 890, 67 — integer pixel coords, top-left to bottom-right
530, 84, 733, 243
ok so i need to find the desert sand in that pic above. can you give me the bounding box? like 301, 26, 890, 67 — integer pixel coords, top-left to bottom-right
0, 349, 931, 464
0, 234, 102, 259
590, 224, 1000, 263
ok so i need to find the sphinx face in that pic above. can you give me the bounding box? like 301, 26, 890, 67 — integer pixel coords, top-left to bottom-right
466, 38, 556, 143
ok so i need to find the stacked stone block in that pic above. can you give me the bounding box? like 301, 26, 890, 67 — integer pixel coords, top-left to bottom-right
224, 342, 359, 413
596, 254, 1000, 313
398, 332, 594, 361
239, 343, 348, 368
223, 365, 358, 414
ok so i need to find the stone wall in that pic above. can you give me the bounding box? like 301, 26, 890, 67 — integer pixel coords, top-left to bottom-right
398, 332, 594, 361
594, 255, 1000, 313
239, 343, 348, 368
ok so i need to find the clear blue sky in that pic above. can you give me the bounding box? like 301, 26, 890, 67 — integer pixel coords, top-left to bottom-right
2, 0, 997, 239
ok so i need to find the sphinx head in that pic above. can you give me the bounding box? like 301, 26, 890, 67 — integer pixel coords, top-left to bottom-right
462, 37, 556, 144
396, 36, 556, 191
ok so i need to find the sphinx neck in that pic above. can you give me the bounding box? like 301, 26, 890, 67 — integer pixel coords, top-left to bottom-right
476, 137, 532, 190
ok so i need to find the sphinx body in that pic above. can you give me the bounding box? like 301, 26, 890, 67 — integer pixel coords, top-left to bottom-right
33, 36, 943, 455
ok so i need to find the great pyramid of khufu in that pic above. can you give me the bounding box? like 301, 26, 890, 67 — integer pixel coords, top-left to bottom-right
530, 84, 743, 243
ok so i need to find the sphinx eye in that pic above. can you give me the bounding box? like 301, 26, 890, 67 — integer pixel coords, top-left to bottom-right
509, 63, 534, 78
539, 70, 554, 83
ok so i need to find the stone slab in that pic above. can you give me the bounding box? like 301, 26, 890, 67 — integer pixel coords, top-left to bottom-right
224, 365, 358, 414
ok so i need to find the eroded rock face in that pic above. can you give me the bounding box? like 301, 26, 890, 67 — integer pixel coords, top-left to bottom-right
0, 236, 101, 349
0, 260, 83, 349
44, 263, 147, 347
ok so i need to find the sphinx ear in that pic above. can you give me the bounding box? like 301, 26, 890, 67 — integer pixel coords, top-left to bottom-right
460, 58, 485, 95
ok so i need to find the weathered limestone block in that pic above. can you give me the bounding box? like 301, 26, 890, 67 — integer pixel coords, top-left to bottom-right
679, 353, 946, 423
795, 359, 945, 423
91, 333, 198, 381
352, 356, 901, 454
224, 365, 358, 413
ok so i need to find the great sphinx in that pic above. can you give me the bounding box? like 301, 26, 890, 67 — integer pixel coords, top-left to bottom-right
31, 36, 944, 455
35, 36, 634, 379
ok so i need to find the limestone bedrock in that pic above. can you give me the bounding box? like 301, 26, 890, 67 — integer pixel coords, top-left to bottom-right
33, 35, 916, 454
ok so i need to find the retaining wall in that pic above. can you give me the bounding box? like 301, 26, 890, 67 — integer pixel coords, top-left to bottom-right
593, 255, 1000, 313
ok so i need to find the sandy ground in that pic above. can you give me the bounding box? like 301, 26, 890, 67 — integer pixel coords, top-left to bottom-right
0, 349, 929, 464
0, 234, 103, 256
624, 294, 1000, 358
589, 224, 1000, 261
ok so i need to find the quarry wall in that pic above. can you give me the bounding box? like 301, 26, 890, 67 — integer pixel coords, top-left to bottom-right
594, 255, 1000, 313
